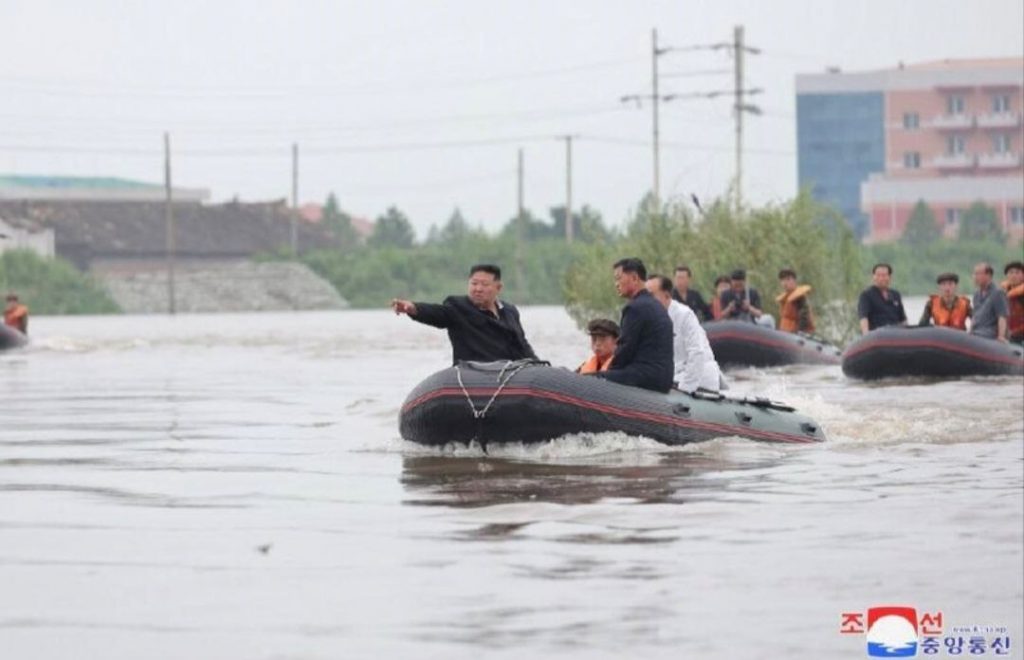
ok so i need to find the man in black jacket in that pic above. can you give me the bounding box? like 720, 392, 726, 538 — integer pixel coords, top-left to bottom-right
671, 265, 712, 322
391, 264, 537, 364
596, 258, 674, 393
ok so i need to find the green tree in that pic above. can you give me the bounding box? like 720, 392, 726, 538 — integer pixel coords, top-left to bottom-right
549, 204, 611, 243
901, 200, 941, 245
322, 192, 359, 249
369, 206, 415, 248
0, 250, 119, 314
959, 201, 1005, 242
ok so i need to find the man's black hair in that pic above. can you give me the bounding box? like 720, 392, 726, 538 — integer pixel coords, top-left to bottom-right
613, 257, 647, 281
730, 269, 746, 281
714, 275, 730, 286
1005, 261, 1024, 275
674, 265, 692, 276
648, 274, 673, 293
936, 272, 959, 284
872, 263, 893, 275
778, 268, 797, 280
469, 264, 501, 281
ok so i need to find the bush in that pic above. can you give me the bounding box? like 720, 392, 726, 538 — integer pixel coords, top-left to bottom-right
0, 250, 120, 314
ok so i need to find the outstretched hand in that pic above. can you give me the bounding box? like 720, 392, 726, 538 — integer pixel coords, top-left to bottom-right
391, 299, 417, 316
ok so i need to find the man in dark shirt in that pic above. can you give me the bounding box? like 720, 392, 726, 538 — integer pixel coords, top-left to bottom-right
857, 263, 907, 333
671, 265, 712, 322
718, 269, 765, 324
391, 264, 537, 364
595, 258, 674, 393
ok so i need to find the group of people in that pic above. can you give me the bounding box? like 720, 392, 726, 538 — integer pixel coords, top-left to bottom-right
3, 293, 28, 335
858, 260, 1024, 344
390, 259, 731, 395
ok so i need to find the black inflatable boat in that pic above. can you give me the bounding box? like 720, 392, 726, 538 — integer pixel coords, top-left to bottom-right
0, 324, 27, 351
842, 326, 1024, 380
400, 360, 826, 447
703, 321, 841, 368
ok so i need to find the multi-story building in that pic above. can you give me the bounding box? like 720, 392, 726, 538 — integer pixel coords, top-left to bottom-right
797, 58, 1023, 243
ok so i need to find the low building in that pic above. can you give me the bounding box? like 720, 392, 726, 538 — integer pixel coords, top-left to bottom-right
0, 216, 55, 258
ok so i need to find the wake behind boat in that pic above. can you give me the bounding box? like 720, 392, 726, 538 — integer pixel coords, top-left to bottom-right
842, 326, 1024, 380
703, 321, 842, 368
399, 360, 826, 448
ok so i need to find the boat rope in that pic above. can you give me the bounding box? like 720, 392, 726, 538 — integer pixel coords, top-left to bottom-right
454, 360, 532, 419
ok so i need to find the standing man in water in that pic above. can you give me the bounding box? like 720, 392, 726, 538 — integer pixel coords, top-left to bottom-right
594, 258, 673, 393
4, 293, 28, 335
969, 262, 1009, 342
671, 265, 712, 322
857, 263, 907, 334
390, 264, 538, 364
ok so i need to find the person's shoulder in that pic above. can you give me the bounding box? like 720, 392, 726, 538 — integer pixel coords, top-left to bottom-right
442, 295, 469, 306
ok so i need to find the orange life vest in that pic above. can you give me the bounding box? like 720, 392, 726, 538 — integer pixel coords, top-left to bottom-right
4, 304, 28, 333
927, 294, 970, 330
577, 353, 613, 374
776, 285, 815, 334
1002, 281, 1024, 339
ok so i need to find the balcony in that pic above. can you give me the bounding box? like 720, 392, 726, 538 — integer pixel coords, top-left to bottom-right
978, 152, 1023, 169
930, 114, 974, 130
931, 153, 976, 169
977, 112, 1021, 128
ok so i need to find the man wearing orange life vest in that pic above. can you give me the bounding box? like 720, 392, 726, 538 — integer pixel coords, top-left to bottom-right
4, 293, 28, 335
577, 318, 618, 374
1002, 260, 1024, 345
775, 269, 815, 334
918, 272, 971, 331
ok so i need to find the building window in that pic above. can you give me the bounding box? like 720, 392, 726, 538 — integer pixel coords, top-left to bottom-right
994, 134, 1011, 154
946, 134, 966, 155
993, 94, 1011, 113
902, 112, 919, 129
947, 95, 965, 115
946, 208, 961, 226
1012, 207, 1024, 226
903, 152, 921, 168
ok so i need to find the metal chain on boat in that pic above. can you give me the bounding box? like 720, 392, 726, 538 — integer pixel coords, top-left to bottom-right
454, 360, 532, 419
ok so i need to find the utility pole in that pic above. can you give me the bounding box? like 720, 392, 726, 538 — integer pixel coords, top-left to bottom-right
733, 25, 744, 214
291, 142, 299, 254
651, 28, 661, 204
164, 131, 176, 316
515, 148, 528, 295
563, 135, 574, 243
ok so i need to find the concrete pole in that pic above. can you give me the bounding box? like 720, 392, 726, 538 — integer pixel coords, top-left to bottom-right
733, 25, 744, 214
164, 132, 176, 315
652, 28, 661, 205
291, 142, 299, 253
564, 135, 574, 243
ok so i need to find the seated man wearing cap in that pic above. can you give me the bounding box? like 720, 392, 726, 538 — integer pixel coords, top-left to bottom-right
577, 319, 618, 374
918, 272, 971, 331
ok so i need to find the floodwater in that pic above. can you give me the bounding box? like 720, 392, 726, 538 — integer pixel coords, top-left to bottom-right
1, 304, 1021, 659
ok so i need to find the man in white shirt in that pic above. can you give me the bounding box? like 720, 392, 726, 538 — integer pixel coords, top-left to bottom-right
646, 275, 724, 393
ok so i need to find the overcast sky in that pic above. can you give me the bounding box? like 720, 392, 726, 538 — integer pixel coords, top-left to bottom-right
1, 0, 1022, 236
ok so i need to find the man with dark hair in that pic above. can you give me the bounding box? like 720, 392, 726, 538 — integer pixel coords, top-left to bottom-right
3, 293, 28, 335
776, 268, 816, 334
919, 272, 971, 330
1001, 261, 1024, 344
970, 262, 1009, 341
391, 264, 538, 363
595, 258, 673, 392
857, 263, 907, 334
719, 269, 768, 325
647, 274, 722, 393
671, 265, 712, 322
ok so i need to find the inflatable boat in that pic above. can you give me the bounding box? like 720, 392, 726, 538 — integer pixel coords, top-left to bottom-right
703, 321, 841, 367
400, 360, 826, 448
0, 325, 27, 351
842, 326, 1024, 380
